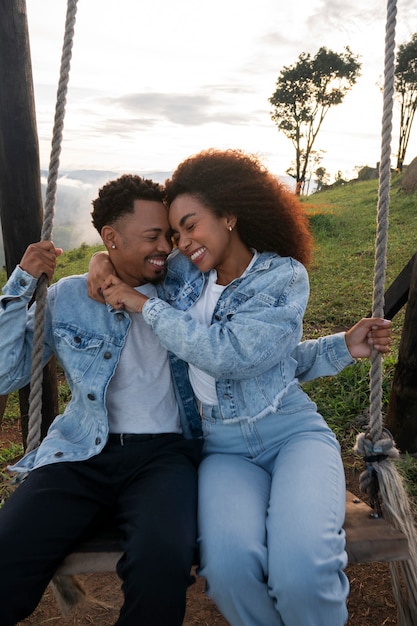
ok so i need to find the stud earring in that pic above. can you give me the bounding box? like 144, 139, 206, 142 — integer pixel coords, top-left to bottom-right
111, 244, 116, 249
228, 226, 233, 232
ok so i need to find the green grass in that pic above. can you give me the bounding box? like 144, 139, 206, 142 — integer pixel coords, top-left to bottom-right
301, 175, 417, 498
0, 443, 24, 506
302, 176, 415, 338
1, 176, 417, 497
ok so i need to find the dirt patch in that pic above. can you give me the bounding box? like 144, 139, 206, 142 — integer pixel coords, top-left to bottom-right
16, 562, 399, 626
0, 418, 400, 625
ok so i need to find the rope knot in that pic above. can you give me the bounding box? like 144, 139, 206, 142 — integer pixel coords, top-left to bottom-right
354, 427, 399, 460
354, 428, 399, 504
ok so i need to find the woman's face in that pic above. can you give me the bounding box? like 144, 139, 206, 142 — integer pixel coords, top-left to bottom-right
169, 194, 234, 273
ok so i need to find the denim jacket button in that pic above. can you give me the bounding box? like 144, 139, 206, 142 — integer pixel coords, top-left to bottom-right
95, 437, 101, 445
54, 451, 64, 458
74, 336, 81, 344
103, 351, 112, 359
87, 393, 96, 401
19, 278, 27, 287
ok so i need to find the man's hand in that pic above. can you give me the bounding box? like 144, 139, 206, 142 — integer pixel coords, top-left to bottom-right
19, 242, 63, 282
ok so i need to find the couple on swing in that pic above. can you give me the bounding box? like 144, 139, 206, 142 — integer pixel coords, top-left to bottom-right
0, 148, 391, 625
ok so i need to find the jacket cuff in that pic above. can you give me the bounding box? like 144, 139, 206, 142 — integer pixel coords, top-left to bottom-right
142, 296, 169, 324
330, 332, 356, 368
1, 265, 39, 299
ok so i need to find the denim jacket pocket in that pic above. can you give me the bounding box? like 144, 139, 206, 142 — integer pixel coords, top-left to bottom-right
54, 324, 103, 383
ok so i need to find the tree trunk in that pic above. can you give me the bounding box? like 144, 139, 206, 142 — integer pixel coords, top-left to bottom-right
385, 254, 417, 452
0, 0, 58, 446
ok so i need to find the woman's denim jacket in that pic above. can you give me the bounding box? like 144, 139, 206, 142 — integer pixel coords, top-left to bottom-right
0, 267, 201, 474
143, 250, 355, 422
0, 256, 353, 472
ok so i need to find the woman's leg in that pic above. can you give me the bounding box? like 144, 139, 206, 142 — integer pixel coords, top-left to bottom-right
198, 452, 283, 626
266, 429, 349, 626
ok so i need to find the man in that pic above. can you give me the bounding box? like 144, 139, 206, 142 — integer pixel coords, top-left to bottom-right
0, 174, 202, 625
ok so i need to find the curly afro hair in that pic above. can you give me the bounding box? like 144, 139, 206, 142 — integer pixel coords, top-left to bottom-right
164, 149, 312, 266
91, 174, 165, 234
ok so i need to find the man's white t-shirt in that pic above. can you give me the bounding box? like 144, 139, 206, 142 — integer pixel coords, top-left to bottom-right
106, 283, 181, 434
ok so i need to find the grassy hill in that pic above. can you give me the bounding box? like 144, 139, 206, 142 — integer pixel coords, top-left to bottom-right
299, 176, 416, 486
1, 176, 416, 494
303, 175, 415, 336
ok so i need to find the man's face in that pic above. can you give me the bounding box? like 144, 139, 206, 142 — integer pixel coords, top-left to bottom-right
109, 199, 172, 286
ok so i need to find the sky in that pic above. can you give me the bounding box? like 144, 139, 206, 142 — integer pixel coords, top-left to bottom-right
25, 0, 417, 184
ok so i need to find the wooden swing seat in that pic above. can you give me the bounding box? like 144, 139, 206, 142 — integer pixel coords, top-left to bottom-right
56, 490, 409, 576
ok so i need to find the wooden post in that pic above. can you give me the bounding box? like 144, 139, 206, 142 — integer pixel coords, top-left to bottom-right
0, 0, 58, 445
0, 0, 43, 272
386, 254, 417, 452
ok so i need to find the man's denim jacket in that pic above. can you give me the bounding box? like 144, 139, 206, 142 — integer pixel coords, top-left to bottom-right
0, 255, 353, 471
0, 267, 201, 474
144, 250, 355, 422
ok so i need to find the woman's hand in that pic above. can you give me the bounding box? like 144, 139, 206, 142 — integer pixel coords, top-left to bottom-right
101, 276, 149, 313
87, 252, 115, 302
345, 318, 392, 359
19, 241, 63, 282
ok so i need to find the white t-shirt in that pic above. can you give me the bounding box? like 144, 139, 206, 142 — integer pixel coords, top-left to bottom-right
106, 283, 181, 434
188, 270, 226, 405
188, 251, 258, 405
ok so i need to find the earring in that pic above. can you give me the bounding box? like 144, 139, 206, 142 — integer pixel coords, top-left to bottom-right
228, 226, 233, 232
111, 244, 116, 249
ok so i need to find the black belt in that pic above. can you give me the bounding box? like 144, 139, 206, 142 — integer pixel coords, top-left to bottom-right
107, 433, 172, 445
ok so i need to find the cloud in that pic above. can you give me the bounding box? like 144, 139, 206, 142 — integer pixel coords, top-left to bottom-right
99, 89, 255, 127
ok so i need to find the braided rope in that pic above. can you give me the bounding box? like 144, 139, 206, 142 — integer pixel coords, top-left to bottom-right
354, 1, 417, 622
26, 0, 79, 454
354, 0, 398, 486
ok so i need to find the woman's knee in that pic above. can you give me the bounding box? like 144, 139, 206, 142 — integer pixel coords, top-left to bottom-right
268, 544, 348, 615
200, 537, 267, 597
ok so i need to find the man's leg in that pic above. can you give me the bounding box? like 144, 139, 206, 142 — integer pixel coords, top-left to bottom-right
114, 435, 201, 626
0, 461, 112, 625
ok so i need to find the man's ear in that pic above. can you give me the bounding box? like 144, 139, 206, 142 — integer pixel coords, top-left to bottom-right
101, 225, 116, 250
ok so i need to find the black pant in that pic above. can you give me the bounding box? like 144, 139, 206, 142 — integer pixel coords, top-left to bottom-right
0, 434, 201, 625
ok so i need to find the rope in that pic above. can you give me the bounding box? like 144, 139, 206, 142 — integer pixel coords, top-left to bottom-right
25, 0, 79, 454
354, 0, 417, 622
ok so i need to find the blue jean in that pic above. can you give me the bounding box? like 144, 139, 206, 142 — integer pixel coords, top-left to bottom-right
0, 434, 201, 626
198, 400, 349, 626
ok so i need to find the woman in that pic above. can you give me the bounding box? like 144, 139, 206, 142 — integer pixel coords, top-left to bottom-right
93, 149, 391, 626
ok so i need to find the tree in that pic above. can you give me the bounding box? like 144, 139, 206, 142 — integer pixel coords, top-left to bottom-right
269, 47, 361, 195
314, 166, 330, 192
395, 33, 417, 172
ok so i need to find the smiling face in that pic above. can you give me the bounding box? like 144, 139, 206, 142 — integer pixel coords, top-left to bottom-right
102, 199, 172, 286
169, 194, 235, 274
